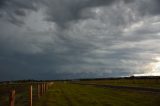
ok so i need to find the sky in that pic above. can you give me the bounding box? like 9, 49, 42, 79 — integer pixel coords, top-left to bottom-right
0, 0, 160, 81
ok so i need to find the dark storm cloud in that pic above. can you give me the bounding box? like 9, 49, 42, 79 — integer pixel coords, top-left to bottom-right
0, 0, 7, 8
0, 0, 160, 26
41, 0, 117, 27
136, 0, 160, 16
42, 0, 160, 27
0, 0, 117, 26
0, 0, 160, 81
0, 0, 39, 26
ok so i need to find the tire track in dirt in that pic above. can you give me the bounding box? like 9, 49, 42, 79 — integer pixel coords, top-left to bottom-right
60, 87, 74, 106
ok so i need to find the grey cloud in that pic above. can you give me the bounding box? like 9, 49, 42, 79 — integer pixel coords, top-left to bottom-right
42, 0, 117, 27
14, 9, 26, 16
0, 0, 8, 8
43, 0, 160, 27
0, 0, 39, 26
0, 0, 117, 26
1, 0, 160, 26
138, 0, 160, 16
0, 0, 160, 81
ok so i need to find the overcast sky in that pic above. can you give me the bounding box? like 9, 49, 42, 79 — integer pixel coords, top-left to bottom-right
0, 0, 160, 81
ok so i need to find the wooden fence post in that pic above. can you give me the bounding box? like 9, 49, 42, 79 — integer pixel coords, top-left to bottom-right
42, 83, 44, 94
29, 85, 32, 106
45, 83, 47, 92
43, 83, 45, 95
46, 83, 48, 91
41, 83, 43, 96
42, 83, 44, 95
9, 90, 15, 106
37, 84, 40, 98
44, 83, 46, 93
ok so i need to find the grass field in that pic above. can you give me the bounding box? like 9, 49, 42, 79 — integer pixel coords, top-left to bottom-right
78, 79, 160, 88
0, 83, 38, 106
34, 82, 160, 106
1, 80, 160, 106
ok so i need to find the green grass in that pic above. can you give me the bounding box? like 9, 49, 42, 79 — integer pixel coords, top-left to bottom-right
0, 83, 38, 106
34, 82, 160, 106
1, 81, 160, 106
78, 79, 160, 88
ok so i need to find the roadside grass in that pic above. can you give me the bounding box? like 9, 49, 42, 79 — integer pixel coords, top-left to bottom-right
34, 82, 160, 106
78, 79, 160, 88
0, 83, 38, 106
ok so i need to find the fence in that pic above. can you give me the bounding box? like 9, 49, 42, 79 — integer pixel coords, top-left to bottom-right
8, 82, 54, 106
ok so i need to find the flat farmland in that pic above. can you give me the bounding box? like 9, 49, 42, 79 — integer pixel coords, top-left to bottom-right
78, 78, 160, 88
35, 82, 160, 106
1, 79, 160, 106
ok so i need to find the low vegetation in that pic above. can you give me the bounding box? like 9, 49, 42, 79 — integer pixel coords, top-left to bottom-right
35, 82, 160, 106
0, 83, 38, 106
0, 78, 160, 106
78, 78, 160, 88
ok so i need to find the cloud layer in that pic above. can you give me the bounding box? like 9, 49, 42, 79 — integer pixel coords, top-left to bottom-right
0, 0, 160, 81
